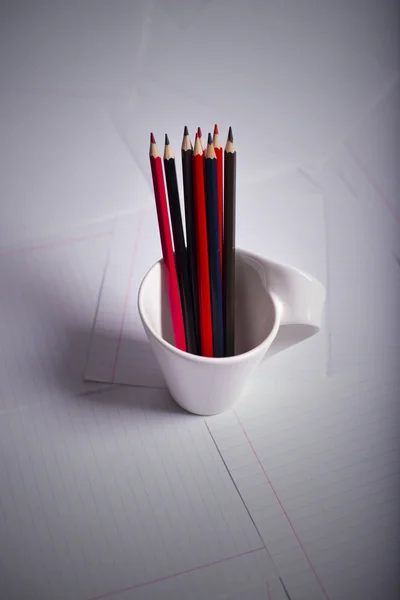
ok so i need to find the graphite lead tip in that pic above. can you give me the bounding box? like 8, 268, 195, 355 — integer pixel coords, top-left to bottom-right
181, 127, 192, 151
207, 132, 213, 145
165, 133, 170, 145
228, 126, 233, 142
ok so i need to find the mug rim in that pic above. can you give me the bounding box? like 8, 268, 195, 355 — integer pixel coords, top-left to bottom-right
137, 247, 282, 365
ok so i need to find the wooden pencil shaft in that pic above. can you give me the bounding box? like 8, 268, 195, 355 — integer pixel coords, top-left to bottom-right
223, 150, 236, 357
193, 153, 214, 357
164, 157, 197, 354
181, 149, 201, 354
205, 156, 224, 358
214, 146, 224, 272
149, 154, 186, 352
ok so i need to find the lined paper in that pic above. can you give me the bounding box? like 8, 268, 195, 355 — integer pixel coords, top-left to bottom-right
207, 367, 400, 600
0, 383, 280, 600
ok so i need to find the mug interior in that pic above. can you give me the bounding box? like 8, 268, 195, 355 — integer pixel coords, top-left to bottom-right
139, 250, 277, 357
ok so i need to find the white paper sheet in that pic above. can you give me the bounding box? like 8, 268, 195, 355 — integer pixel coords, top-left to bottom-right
0, 93, 151, 248
207, 366, 400, 600
85, 176, 327, 387
0, 382, 282, 600
0, 221, 113, 412
300, 80, 400, 374
85, 208, 165, 388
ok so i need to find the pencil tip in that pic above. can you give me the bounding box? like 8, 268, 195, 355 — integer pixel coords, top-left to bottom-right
184, 125, 189, 136
207, 132, 212, 145
197, 126, 202, 138
165, 133, 170, 145
195, 132, 198, 140
150, 132, 156, 144
228, 126, 233, 142
214, 124, 219, 135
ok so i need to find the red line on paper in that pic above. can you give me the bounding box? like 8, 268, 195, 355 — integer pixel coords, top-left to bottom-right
87, 546, 265, 600
267, 581, 272, 600
110, 212, 144, 383
346, 144, 400, 225
0, 231, 111, 257
235, 413, 331, 600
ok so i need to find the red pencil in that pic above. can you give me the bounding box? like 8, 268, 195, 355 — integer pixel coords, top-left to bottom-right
149, 133, 186, 352
193, 134, 213, 357
213, 124, 223, 272
198, 127, 206, 158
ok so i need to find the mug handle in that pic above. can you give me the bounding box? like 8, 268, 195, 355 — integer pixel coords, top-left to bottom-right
251, 255, 325, 361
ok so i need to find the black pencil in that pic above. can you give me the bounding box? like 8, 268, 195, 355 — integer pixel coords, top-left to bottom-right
164, 134, 197, 354
205, 133, 224, 358
181, 126, 200, 354
223, 126, 236, 357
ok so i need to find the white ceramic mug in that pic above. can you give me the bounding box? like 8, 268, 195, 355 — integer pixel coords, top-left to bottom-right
138, 248, 325, 415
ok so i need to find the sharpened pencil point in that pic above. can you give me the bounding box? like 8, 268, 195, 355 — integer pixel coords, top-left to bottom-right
150, 132, 156, 144
207, 132, 212, 145
228, 127, 233, 142
165, 133, 170, 145
214, 124, 219, 135
198, 127, 202, 138
184, 125, 189, 136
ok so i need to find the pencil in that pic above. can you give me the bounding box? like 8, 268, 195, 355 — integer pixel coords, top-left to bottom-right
223, 126, 236, 357
149, 133, 186, 352
193, 134, 213, 357
164, 134, 197, 354
198, 127, 206, 158
205, 133, 224, 358
213, 124, 223, 272
181, 126, 200, 354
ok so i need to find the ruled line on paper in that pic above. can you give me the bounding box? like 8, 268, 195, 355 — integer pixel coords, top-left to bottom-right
266, 581, 272, 600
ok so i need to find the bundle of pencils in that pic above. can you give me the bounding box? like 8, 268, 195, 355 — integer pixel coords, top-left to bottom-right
149, 126, 236, 358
